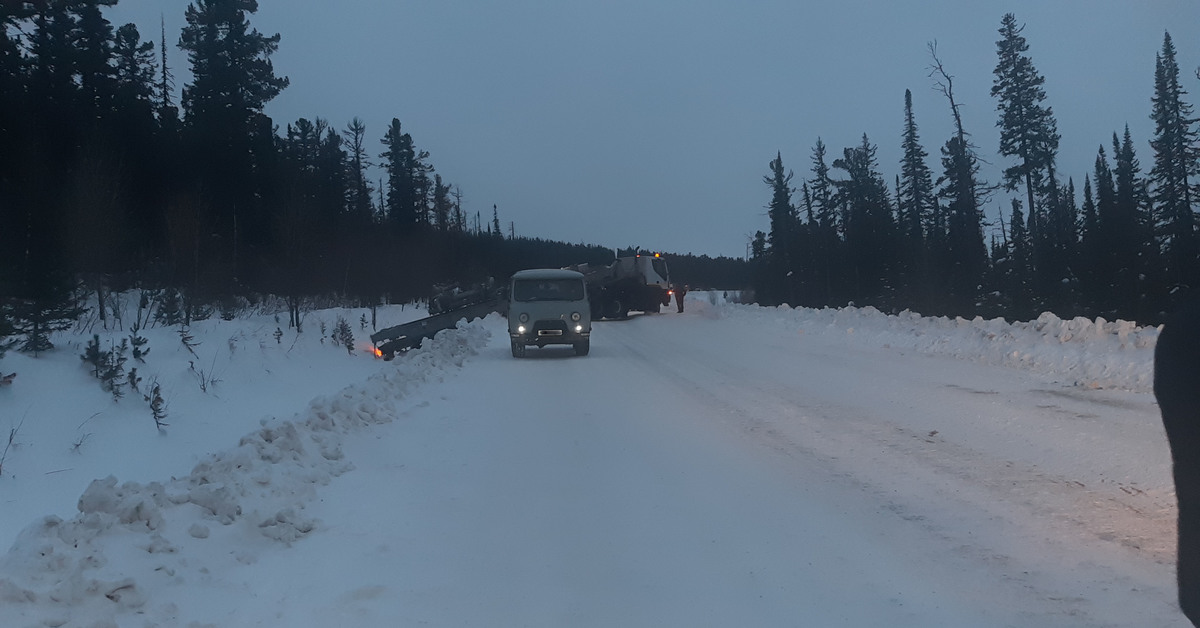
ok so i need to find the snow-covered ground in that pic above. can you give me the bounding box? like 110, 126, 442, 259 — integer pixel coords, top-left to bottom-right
0, 293, 1185, 626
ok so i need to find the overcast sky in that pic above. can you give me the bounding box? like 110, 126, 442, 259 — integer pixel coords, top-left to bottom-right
105, 1, 1200, 259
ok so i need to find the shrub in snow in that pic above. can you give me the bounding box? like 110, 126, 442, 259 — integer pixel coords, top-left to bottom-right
155, 289, 182, 327
80, 334, 107, 378
99, 339, 129, 401
128, 324, 149, 363
145, 382, 167, 429
332, 316, 354, 354
177, 326, 199, 357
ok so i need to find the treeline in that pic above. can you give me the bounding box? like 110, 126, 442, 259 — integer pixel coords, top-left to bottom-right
753, 14, 1199, 325
0, 1, 746, 355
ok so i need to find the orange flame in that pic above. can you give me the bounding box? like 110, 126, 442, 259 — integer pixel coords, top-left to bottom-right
373, 346, 383, 358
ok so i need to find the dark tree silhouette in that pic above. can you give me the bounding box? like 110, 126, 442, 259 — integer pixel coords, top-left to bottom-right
992, 13, 1061, 283
1149, 32, 1200, 292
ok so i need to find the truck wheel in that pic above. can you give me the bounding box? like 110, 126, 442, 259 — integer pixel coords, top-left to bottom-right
574, 340, 590, 356
511, 340, 526, 358
604, 299, 624, 320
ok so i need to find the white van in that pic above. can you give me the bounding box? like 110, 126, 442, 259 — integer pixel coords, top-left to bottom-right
507, 269, 592, 357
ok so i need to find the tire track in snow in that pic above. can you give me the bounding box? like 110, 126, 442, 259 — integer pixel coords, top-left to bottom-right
596, 312, 1183, 626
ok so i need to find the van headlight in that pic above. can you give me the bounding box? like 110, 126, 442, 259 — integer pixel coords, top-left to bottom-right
575, 324, 583, 332
518, 313, 529, 323
571, 312, 581, 322
517, 325, 526, 334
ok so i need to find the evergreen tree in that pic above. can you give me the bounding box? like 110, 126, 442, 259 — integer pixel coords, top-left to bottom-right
0, 4, 32, 303
81, 334, 107, 379
451, 186, 466, 233
805, 139, 841, 304
898, 89, 938, 309
492, 204, 502, 239
74, 0, 118, 119
29, 2, 78, 113
1006, 198, 1034, 317
431, 174, 452, 232
832, 134, 896, 305
992, 13, 1061, 272
1112, 127, 1151, 317
810, 139, 836, 231
156, 15, 178, 126
930, 42, 989, 315
112, 23, 157, 119
344, 117, 374, 227
180, 0, 288, 130
898, 89, 936, 248
938, 135, 989, 314
1077, 174, 1102, 312
380, 118, 433, 230
179, 0, 289, 283
10, 278, 85, 356
0, 307, 15, 360
1149, 32, 1200, 290
762, 152, 797, 305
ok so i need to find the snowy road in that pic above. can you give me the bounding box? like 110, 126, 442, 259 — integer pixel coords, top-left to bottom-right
2, 299, 1186, 626
239, 302, 1184, 626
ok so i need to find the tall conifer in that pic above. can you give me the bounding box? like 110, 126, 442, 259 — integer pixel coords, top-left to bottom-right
1149, 32, 1199, 287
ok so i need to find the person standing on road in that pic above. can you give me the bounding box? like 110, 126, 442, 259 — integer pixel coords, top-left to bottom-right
674, 284, 688, 313
1155, 298, 1200, 626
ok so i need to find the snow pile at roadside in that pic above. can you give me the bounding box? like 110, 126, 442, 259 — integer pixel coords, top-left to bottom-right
697, 294, 1159, 392
0, 317, 492, 626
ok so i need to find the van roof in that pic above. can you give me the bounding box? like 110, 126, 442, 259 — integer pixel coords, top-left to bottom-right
511, 269, 585, 280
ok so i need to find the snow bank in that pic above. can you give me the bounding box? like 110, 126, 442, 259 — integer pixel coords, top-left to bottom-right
0, 316, 493, 626
696, 295, 1159, 392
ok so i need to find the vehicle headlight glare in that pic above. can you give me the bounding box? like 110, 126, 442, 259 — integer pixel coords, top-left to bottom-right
571, 312, 581, 322
575, 325, 583, 332
517, 325, 526, 334
518, 313, 529, 323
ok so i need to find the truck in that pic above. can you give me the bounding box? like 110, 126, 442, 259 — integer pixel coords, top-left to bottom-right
567, 254, 671, 319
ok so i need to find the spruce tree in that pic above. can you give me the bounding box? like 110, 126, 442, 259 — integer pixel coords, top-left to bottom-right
1149, 32, 1200, 289
762, 152, 797, 305
898, 89, 938, 309
992, 13, 1061, 272
179, 0, 289, 282
1006, 199, 1034, 318
11, 279, 84, 356
111, 23, 157, 125
1077, 174, 1103, 312
938, 136, 989, 314
1112, 127, 1152, 317
344, 117, 374, 227
380, 118, 433, 230
898, 90, 936, 248
929, 42, 989, 315
832, 134, 896, 306
74, 0, 118, 120
431, 175, 452, 232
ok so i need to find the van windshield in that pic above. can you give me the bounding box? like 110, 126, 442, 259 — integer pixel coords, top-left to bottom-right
512, 278, 586, 302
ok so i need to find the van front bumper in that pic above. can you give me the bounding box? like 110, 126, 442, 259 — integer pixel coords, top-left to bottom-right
510, 322, 590, 346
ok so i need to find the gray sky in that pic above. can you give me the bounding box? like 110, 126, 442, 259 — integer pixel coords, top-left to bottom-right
107, 1, 1200, 259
